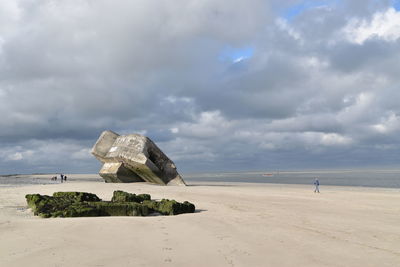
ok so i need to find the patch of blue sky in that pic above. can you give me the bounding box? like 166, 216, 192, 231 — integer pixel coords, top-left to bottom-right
393, 0, 400, 11
281, 0, 340, 21
218, 46, 254, 63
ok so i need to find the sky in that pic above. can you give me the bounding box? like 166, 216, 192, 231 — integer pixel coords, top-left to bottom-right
1, 0, 400, 174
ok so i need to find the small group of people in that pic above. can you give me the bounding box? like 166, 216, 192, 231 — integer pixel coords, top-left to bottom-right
60, 174, 67, 183
50, 174, 67, 183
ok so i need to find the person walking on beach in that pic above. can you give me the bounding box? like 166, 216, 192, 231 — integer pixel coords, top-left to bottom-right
314, 178, 320, 193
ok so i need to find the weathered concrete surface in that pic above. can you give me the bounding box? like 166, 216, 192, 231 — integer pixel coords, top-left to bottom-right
92, 130, 186, 186
99, 162, 144, 183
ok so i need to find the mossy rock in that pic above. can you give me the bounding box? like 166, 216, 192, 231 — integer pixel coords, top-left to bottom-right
45, 203, 101, 218
90, 202, 149, 216
143, 199, 195, 215
25, 191, 194, 218
26, 194, 48, 210
111, 190, 151, 203
26, 194, 52, 213
52, 192, 101, 202
181, 201, 196, 214
142, 200, 158, 210
155, 199, 196, 215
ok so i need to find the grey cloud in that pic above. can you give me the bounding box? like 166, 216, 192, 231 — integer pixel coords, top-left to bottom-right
328, 39, 400, 72
1, 0, 400, 174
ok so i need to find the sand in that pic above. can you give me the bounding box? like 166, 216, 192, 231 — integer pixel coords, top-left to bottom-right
0, 175, 399, 267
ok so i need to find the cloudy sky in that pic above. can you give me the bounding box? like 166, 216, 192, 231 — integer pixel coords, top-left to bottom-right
1, 0, 400, 174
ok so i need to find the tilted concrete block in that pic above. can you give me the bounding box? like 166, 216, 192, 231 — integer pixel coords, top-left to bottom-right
92, 130, 186, 186
99, 162, 144, 183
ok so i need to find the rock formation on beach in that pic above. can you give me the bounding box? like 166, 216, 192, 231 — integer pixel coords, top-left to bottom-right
25, 191, 195, 218
91, 130, 186, 186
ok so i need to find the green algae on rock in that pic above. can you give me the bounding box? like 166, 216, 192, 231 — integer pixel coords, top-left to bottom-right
25, 191, 195, 218
143, 199, 196, 215
111, 190, 151, 203
26, 192, 102, 218
52, 192, 102, 202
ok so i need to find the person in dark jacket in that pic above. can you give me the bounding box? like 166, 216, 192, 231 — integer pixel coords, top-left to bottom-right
314, 178, 320, 193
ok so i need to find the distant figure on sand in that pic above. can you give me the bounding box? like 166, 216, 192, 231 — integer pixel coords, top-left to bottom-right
64, 175, 67, 182
314, 178, 320, 193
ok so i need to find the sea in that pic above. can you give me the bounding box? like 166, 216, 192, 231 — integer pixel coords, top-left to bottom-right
183, 169, 400, 188
1, 169, 400, 189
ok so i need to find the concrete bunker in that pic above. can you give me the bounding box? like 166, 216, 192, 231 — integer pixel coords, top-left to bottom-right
91, 130, 186, 186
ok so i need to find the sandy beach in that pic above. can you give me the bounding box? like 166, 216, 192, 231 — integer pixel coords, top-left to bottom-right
1, 175, 399, 267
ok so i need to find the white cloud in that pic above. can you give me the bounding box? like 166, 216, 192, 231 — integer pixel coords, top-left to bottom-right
372, 112, 400, 134
177, 110, 232, 138
170, 127, 179, 134
275, 18, 302, 41
164, 96, 193, 104
233, 56, 245, 63
4, 150, 34, 161
7, 152, 23, 161
337, 92, 375, 124
344, 8, 400, 44
320, 133, 352, 146
0, 1, 21, 34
